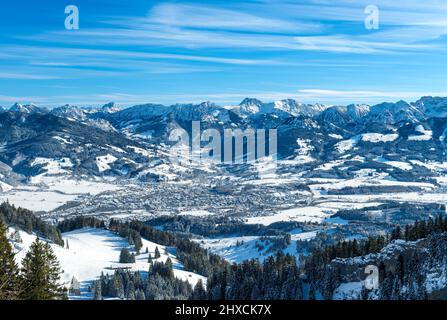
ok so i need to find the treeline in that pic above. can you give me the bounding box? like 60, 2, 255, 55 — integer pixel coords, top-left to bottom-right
57, 216, 105, 233
0, 201, 63, 246
146, 215, 290, 237
0, 220, 66, 300
206, 252, 303, 300
391, 215, 447, 242
92, 259, 195, 300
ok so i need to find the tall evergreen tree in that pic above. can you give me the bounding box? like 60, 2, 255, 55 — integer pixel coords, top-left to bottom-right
92, 280, 102, 300
191, 279, 207, 300
154, 246, 161, 259
19, 238, 66, 300
0, 221, 20, 300
136, 289, 146, 300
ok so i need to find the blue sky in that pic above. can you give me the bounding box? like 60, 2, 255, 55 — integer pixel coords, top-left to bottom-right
1, 0, 447, 107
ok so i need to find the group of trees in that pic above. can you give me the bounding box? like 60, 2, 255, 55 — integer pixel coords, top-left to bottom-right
316, 233, 447, 300
0, 201, 63, 245
305, 236, 388, 279
57, 216, 105, 233
92, 259, 194, 300
146, 215, 287, 238
391, 215, 447, 242
109, 220, 144, 252
0, 220, 66, 300
119, 248, 135, 263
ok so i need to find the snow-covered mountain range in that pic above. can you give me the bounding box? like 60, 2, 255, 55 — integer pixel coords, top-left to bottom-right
1, 96, 447, 185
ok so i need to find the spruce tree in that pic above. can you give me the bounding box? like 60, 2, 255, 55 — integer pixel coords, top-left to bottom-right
0, 221, 20, 300
154, 247, 161, 259
133, 234, 143, 253
20, 238, 66, 300
192, 279, 206, 300
127, 235, 134, 246
165, 257, 173, 270
136, 289, 146, 300
69, 276, 81, 296
92, 280, 102, 300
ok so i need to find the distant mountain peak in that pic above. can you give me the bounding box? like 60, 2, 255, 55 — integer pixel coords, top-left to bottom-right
51, 104, 87, 120
239, 98, 263, 115
101, 102, 120, 114
240, 98, 263, 106
9, 102, 44, 114
413, 96, 447, 118
274, 99, 326, 117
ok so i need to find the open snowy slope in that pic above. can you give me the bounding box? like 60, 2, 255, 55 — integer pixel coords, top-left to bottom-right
195, 229, 317, 264
9, 227, 206, 299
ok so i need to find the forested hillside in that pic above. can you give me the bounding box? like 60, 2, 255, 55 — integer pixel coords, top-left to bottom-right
3, 201, 447, 300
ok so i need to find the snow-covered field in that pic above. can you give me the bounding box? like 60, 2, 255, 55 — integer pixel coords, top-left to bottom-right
180, 210, 213, 217
376, 156, 413, 171
332, 282, 363, 300
408, 125, 432, 141
0, 188, 79, 212
0, 180, 13, 192
195, 229, 317, 263
196, 236, 269, 263
361, 133, 399, 143
245, 201, 382, 225
96, 154, 118, 173
308, 176, 435, 193
9, 227, 206, 299
31, 158, 73, 175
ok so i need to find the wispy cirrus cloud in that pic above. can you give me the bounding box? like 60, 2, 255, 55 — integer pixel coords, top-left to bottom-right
6, 45, 274, 66
0, 45, 269, 79
145, 3, 321, 33
0, 72, 63, 80
2, 0, 447, 106
23, 1, 442, 54
295, 89, 447, 104
9, 0, 447, 55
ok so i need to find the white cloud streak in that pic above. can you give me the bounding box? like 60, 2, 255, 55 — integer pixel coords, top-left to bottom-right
21, 1, 446, 55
